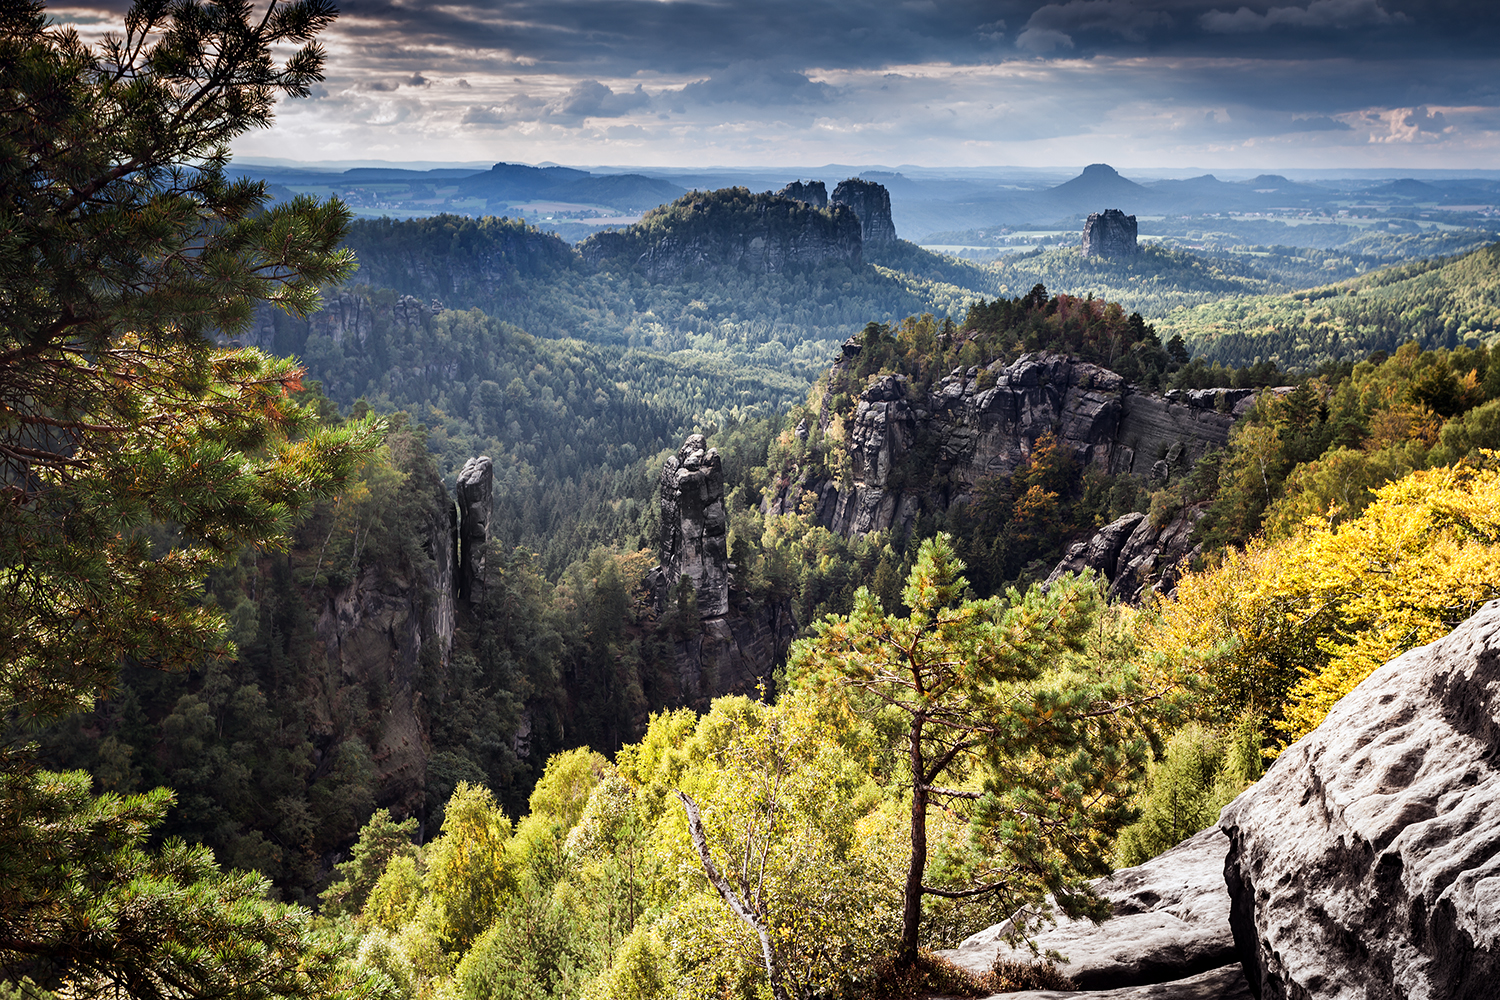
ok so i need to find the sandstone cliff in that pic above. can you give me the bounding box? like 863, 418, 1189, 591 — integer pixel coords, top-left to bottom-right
765, 347, 1254, 540
832, 178, 898, 245
648, 435, 796, 701
1083, 209, 1140, 257
777, 179, 828, 209
312, 455, 488, 818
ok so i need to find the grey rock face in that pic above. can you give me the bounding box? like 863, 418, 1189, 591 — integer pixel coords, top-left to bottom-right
1083, 209, 1139, 257
831, 178, 897, 244
1221, 599, 1500, 1000
1048, 507, 1205, 602
670, 601, 797, 710
943, 827, 1237, 990
455, 456, 493, 604
766, 352, 1244, 542
314, 464, 458, 817
653, 435, 730, 619
990, 965, 1252, 1000
777, 179, 828, 208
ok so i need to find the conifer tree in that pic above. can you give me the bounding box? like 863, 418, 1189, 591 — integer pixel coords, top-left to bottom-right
791, 535, 1150, 964
0, 0, 379, 993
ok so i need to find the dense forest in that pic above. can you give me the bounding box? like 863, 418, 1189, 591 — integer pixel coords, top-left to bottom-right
1161, 242, 1500, 368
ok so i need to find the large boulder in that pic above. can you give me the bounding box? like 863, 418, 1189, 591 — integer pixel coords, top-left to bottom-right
1221, 598, 1500, 999
942, 827, 1237, 989
987, 965, 1252, 1000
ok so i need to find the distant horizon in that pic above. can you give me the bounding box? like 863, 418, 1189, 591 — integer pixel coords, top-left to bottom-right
232, 157, 1500, 184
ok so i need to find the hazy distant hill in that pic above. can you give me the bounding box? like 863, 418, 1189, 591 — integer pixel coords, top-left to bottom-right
1160, 242, 1500, 368
455, 162, 685, 211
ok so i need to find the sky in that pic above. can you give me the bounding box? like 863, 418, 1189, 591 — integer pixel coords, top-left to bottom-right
55, 0, 1500, 170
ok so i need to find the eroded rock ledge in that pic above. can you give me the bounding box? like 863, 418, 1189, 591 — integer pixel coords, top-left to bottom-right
1222, 598, 1500, 999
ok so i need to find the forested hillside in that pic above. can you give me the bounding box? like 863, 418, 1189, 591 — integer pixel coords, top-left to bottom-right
1161, 242, 1500, 368
337, 204, 997, 375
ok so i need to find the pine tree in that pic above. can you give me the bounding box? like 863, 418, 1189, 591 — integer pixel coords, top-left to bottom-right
0, 0, 379, 993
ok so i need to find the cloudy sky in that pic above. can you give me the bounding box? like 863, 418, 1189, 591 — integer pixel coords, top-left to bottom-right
59, 0, 1500, 169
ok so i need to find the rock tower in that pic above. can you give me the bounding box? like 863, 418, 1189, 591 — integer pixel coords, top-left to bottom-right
650, 434, 729, 618
776, 179, 828, 209
1082, 209, 1139, 257
831, 178, 897, 245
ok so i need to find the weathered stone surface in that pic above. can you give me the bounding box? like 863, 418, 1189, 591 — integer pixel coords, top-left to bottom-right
670, 601, 798, 710
831, 178, 897, 244
943, 827, 1237, 990
455, 456, 493, 605
989, 964, 1252, 1000
651, 435, 730, 618
1221, 598, 1500, 1000
314, 462, 459, 818
1083, 209, 1140, 257
766, 352, 1245, 542
777, 179, 828, 208
1049, 507, 1206, 602
1047, 512, 1148, 585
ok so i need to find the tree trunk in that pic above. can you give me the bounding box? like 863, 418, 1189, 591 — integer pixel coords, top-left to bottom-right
901, 714, 927, 965
676, 790, 792, 1000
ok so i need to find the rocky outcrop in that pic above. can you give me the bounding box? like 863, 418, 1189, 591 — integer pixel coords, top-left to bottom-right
314, 461, 460, 817
832, 178, 897, 245
455, 456, 493, 605
990, 966, 1252, 1000
582, 189, 863, 279
649, 435, 796, 704
765, 351, 1254, 540
1221, 599, 1500, 1000
1047, 506, 1205, 601
650, 435, 729, 619
777, 180, 828, 208
944, 827, 1238, 990
1083, 209, 1139, 257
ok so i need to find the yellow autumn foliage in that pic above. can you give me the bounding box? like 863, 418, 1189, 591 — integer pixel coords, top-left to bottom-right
1145, 461, 1500, 748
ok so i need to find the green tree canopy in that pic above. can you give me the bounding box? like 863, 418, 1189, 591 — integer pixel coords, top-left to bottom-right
0, 0, 379, 994
789, 535, 1152, 963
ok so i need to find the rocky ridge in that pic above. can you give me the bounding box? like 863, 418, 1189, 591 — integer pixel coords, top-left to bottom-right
765, 347, 1254, 541
581, 188, 864, 280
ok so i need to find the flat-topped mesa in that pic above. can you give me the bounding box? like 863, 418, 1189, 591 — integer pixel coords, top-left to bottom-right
777, 179, 828, 209
652, 435, 729, 619
831, 178, 897, 245
455, 456, 493, 605
1083, 208, 1139, 257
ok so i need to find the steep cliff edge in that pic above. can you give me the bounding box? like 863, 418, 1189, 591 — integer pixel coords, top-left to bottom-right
765, 345, 1253, 541
648, 435, 796, 702
312, 454, 490, 818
